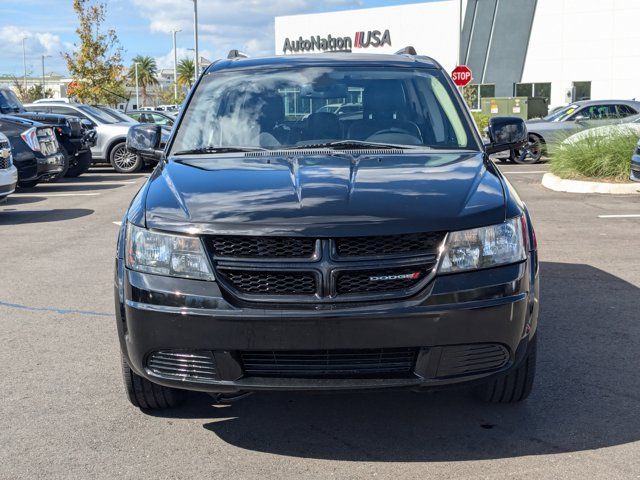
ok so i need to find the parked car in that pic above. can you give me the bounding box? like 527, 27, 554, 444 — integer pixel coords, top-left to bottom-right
157, 104, 178, 112
0, 115, 64, 188
0, 131, 18, 201
117, 49, 539, 410
126, 110, 175, 126
562, 113, 640, 144
25, 102, 142, 173
33, 97, 72, 104
0, 88, 95, 178
631, 139, 640, 182
519, 99, 640, 163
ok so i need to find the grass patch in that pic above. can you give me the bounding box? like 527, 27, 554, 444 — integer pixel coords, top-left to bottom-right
550, 130, 637, 182
471, 112, 490, 133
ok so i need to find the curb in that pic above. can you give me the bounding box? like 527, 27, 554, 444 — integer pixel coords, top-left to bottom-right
542, 173, 640, 195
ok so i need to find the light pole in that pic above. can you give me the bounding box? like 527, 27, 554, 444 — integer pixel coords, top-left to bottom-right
22, 37, 28, 90
171, 29, 181, 101
134, 62, 140, 109
41, 55, 51, 91
191, 0, 199, 83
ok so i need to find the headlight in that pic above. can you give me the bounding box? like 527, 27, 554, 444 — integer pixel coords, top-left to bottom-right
21, 127, 41, 152
125, 223, 214, 280
438, 216, 527, 273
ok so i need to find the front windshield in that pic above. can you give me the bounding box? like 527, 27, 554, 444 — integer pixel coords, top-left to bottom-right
0, 89, 23, 113
77, 105, 119, 124
170, 66, 475, 155
544, 104, 579, 122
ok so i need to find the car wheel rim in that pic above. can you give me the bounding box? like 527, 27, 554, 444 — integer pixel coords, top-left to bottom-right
114, 147, 137, 170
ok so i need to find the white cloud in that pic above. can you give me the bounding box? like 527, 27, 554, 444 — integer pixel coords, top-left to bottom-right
0, 25, 70, 75
132, 0, 362, 61
154, 46, 213, 71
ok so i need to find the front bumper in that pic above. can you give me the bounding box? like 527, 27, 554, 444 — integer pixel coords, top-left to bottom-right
631, 153, 640, 182
116, 256, 539, 393
0, 165, 18, 198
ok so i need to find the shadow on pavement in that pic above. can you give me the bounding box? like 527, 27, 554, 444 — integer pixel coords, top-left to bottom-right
153, 262, 640, 461
0, 208, 94, 225
1, 196, 46, 206
19, 183, 127, 193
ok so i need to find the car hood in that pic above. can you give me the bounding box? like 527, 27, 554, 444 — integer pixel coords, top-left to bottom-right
142, 151, 507, 236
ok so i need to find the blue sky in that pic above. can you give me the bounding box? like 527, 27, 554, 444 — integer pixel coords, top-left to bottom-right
0, 0, 429, 77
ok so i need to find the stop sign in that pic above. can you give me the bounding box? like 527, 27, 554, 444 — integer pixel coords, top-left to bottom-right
451, 65, 473, 87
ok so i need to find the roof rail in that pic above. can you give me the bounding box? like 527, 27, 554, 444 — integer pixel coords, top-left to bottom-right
395, 46, 417, 56
323, 49, 352, 54
227, 49, 249, 60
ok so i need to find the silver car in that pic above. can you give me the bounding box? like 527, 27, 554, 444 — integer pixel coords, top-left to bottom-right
519, 99, 640, 163
24, 103, 143, 173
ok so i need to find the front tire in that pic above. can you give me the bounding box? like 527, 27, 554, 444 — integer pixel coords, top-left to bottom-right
110, 142, 142, 173
514, 135, 544, 164
121, 353, 186, 410
475, 335, 537, 403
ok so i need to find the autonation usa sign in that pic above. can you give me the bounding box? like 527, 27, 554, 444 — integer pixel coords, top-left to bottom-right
283, 29, 391, 54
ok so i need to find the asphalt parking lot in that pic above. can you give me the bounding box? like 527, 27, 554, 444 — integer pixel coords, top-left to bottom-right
1, 163, 639, 480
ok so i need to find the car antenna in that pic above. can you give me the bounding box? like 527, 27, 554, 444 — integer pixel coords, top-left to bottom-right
395, 46, 417, 56
227, 49, 249, 60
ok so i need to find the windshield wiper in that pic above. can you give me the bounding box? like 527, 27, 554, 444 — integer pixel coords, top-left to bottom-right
288, 140, 424, 150
173, 146, 268, 156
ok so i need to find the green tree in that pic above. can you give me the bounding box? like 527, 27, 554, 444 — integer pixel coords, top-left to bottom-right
176, 58, 195, 89
63, 0, 125, 104
128, 55, 158, 107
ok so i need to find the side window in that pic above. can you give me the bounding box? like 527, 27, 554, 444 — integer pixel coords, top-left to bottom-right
616, 105, 637, 118
152, 114, 172, 125
50, 106, 86, 119
574, 105, 616, 120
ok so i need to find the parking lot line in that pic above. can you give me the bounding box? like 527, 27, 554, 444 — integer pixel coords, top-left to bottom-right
598, 214, 640, 219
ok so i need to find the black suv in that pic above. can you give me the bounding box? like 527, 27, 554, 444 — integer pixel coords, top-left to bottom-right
0, 115, 64, 187
117, 50, 539, 409
0, 88, 96, 178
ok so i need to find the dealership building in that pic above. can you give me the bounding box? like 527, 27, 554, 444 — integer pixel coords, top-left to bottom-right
275, 0, 640, 109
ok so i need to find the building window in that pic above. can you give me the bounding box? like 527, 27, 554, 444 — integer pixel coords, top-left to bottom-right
463, 83, 495, 111
515, 82, 551, 103
573, 81, 591, 101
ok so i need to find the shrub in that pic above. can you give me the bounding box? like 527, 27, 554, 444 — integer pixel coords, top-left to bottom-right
471, 112, 490, 134
550, 130, 636, 181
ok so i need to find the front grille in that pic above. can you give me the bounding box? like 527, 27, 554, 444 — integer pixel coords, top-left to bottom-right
210, 236, 316, 259
335, 232, 445, 258
66, 117, 83, 137
0, 140, 10, 169
336, 265, 432, 294
37, 127, 59, 156
240, 347, 419, 378
146, 350, 217, 382
217, 269, 317, 295
208, 233, 444, 303
435, 344, 509, 378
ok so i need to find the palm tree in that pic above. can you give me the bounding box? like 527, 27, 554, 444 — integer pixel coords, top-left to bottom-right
176, 58, 195, 89
128, 55, 158, 106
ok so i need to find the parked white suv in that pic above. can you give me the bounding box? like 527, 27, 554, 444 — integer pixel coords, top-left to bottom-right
24, 103, 142, 173
0, 132, 18, 202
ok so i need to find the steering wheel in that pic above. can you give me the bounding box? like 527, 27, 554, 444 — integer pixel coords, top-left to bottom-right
369, 127, 413, 137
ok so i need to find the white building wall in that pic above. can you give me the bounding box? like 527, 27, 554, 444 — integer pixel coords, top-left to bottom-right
522, 0, 640, 107
275, 1, 459, 73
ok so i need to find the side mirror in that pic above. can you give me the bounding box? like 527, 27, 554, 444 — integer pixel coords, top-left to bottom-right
573, 115, 588, 123
485, 116, 527, 154
127, 124, 163, 158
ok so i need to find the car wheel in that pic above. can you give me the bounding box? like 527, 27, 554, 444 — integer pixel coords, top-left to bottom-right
65, 150, 92, 178
514, 135, 544, 164
475, 335, 537, 403
110, 142, 142, 173
121, 352, 186, 410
